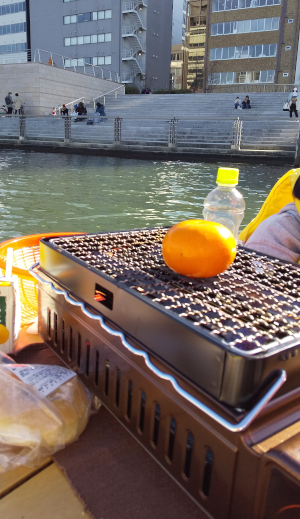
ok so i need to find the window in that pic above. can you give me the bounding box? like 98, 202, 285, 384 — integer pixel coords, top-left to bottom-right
64, 10, 111, 24
212, 0, 280, 11
64, 33, 111, 46
208, 69, 275, 84
0, 22, 26, 36
211, 17, 279, 36
0, 2, 26, 16
66, 56, 112, 67
210, 43, 277, 60
0, 42, 27, 54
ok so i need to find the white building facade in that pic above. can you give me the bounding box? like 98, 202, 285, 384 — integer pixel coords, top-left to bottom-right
0, 0, 28, 61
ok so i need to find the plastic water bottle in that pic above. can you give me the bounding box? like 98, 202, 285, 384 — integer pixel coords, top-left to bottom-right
203, 167, 245, 242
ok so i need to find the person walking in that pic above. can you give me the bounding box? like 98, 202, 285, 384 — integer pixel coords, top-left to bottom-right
5, 92, 13, 115
13, 93, 24, 115
288, 87, 298, 118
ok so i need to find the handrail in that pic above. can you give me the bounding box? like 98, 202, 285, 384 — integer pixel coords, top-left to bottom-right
33, 48, 120, 83
93, 84, 125, 106
208, 83, 299, 93
29, 263, 287, 434
57, 97, 86, 114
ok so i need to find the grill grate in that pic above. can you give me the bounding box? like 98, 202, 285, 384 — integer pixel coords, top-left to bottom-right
51, 228, 300, 355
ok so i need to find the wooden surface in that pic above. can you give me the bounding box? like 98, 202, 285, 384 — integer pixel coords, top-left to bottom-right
0, 463, 93, 519
0, 459, 51, 498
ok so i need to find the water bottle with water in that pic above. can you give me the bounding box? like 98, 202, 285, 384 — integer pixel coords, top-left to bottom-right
203, 167, 245, 243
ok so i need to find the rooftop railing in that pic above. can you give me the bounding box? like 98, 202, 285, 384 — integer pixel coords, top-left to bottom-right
0, 48, 120, 83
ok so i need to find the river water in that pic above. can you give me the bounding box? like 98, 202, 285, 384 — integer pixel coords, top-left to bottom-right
0, 149, 290, 241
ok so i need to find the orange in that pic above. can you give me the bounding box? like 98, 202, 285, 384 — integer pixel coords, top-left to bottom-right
162, 220, 236, 278
0, 324, 9, 344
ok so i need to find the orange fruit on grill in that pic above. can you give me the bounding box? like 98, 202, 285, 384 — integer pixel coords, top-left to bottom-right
162, 220, 236, 278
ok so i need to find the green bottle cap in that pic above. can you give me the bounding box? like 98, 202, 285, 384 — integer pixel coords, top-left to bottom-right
216, 167, 239, 185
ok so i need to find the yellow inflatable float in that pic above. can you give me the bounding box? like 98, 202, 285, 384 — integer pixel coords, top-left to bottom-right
239, 168, 300, 258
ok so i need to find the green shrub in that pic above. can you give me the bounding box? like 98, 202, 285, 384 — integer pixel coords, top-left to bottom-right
125, 84, 140, 94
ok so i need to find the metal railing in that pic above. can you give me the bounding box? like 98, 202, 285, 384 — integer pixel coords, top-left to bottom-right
0, 115, 297, 158
208, 83, 299, 94
93, 84, 125, 107
33, 49, 120, 82
123, 1, 147, 10
0, 48, 120, 82
0, 49, 31, 64
121, 72, 135, 82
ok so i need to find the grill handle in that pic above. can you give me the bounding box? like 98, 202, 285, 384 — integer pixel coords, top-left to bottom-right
30, 263, 286, 433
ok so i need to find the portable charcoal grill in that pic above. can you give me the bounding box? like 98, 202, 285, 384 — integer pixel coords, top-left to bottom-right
33, 228, 300, 519
38, 228, 300, 407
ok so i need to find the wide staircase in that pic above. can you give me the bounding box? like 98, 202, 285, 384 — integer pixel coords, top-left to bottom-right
0, 92, 297, 157
88, 91, 291, 119
84, 91, 299, 154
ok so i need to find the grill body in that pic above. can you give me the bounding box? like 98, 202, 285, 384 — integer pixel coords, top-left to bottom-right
38, 274, 300, 519
39, 229, 300, 407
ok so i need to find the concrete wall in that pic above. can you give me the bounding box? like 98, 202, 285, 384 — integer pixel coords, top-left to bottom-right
29, 0, 121, 80
0, 62, 124, 115
172, 0, 186, 45
146, 0, 173, 90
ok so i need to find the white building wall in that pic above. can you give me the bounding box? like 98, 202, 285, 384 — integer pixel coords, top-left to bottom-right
0, 0, 27, 53
295, 31, 300, 86
0, 62, 123, 115
172, 0, 186, 45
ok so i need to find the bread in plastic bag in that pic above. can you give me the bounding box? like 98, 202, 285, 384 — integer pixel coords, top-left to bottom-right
0, 355, 92, 473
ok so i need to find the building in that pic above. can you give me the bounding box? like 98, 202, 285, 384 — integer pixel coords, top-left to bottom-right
184, 0, 208, 91
172, 0, 187, 45
0, 0, 173, 90
207, 0, 300, 90
0, 0, 29, 61
170, 43, 188, 90
182, 0, 300, 91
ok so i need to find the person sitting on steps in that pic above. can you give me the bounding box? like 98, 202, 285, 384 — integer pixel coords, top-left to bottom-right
242, 96, 251, 109
74, 102, 87, 122
234, 97, 241, 109
93, 102, 106, 123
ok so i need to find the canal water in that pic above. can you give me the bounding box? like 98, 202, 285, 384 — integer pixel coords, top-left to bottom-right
0, 150, 291, 241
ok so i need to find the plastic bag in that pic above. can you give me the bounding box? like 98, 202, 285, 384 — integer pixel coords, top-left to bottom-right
0, 355, 92, 473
